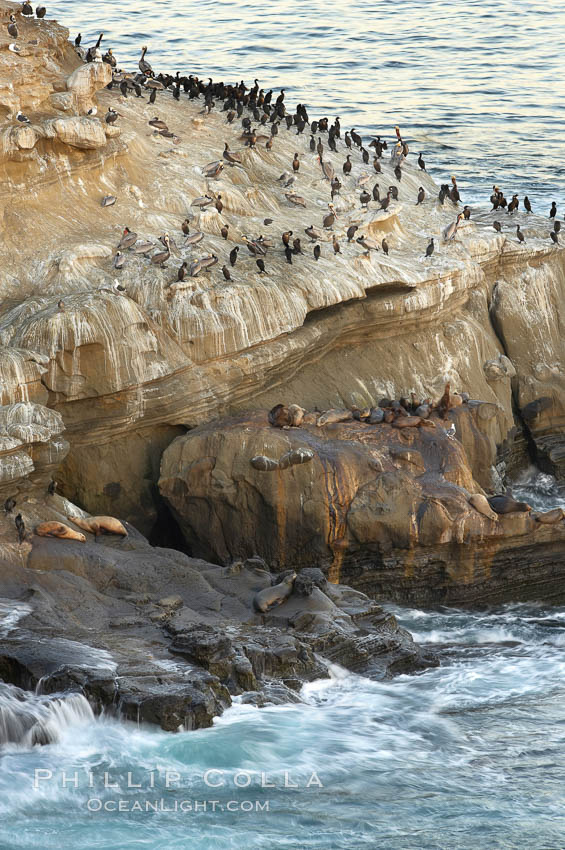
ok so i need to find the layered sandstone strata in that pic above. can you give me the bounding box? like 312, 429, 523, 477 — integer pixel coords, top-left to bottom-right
0, 2, 563, 564
159, 407, 565, 606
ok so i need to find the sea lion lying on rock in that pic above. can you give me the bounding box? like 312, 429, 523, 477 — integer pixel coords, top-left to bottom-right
268, 404, 291, 428
288, 404, 306, 427
253, 571, 297, 613
468, 494, 499, 521
317, 408, 353, 427
67, 515, 128, 536
487, 495, 531, 514
368, 407, 384, 424
535, 508, 565, 524
392, 416, 422, 429
35, 521, 86, 542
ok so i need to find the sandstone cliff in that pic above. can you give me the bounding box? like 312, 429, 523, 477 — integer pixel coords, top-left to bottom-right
0, 4, 564, 603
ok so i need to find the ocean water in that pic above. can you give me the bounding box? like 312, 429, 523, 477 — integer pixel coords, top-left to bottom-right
3, 598, 565, 849
48, 0, 565, 210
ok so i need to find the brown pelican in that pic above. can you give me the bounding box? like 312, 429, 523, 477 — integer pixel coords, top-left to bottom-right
150, 234, 170, 266
113, 251, 126, 269
35, 5, 46, 17
191, 195, 214, 209
285, 193, 307, 207
443, 213, 463, 242
356, 235, 379, 251
322, 203, 337, 228
7, 15, 18, 38
305, 225, 323, 242
148, 116, 168, 130
117, 227, 137, 250
202, 160, 223, 178
319, 157, 334, 182
85, 33, 104, 63
139, 46, 153, 77
184, 231, 204, 247
223, 143, 243, 166
22, 2, 33, 16
133, 241, 154, 255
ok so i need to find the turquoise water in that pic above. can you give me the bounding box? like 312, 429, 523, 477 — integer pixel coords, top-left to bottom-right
3, 603, 565, 849
48, 0, 565, 209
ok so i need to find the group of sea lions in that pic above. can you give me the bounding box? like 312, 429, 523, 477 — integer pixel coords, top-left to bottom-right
468, 494, 564, 525
34, 515, 128, 541
268, 383, 468, 431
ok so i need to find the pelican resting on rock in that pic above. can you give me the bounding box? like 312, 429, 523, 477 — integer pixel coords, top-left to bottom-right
443, 213, 463, 242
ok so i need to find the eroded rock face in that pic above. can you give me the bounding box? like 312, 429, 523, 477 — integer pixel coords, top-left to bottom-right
0, 489, 432, 732
1, 5, 564, 530
0, 401, 68, 496
159, 408, 565, 605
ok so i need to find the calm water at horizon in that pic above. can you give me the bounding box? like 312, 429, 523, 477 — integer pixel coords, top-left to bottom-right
49, 0, 565, 210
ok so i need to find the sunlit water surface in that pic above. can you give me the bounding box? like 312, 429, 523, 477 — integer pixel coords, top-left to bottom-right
48, 0, 565, 209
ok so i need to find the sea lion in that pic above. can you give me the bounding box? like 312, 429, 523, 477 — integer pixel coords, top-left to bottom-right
392, 416, 422, 429
535, 508, 565, 524
487, 495, 532, 514
253, 571, 297, 613
279, 448, 314, 469
67, 515, 128, 536
268, 404, 291, 428
317, 408, 353, 427
251, 455, 280, 471
35, 522, 86, 542
468, 494, 499, 522
369, 407, 384, 424
288, 404, 306, 427
302, 412, 319, 425
415, 403, 431, 419
436, 382, 452, 419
